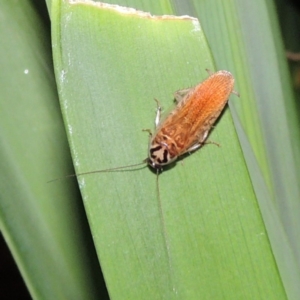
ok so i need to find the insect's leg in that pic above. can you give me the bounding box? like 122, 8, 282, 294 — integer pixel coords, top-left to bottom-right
144, 98, 161, 139
142, 129, 153, 147
142, 129, 152, 137
184, 130, 220, 154
205, 69, 213, 76
198, 131, 220, 147
185, 140, 220, 155
186, 142, 203, 153
204, 140, 220, 147
232, 90, 240, 97
154, 98, 162, 127
174, 87, 194, 104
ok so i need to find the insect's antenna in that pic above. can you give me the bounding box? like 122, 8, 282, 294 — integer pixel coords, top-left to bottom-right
156, 169, 160, 203
156, 169, 174, 282
47, 161, 147, 183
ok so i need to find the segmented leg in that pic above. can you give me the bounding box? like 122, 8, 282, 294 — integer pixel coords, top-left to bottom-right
142, 98, 162, 136
232, 90, 240, 97
183, 130, 220, 154
184, 140, 220, 154
154, 98, 162, 128
205, 68, 213, 76
174, 87, 194, 104
142, 129, 152, 137
185, 142, 203, 153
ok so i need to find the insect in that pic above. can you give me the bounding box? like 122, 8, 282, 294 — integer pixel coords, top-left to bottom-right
146, 69, 236, 170
51, 69, 237, 182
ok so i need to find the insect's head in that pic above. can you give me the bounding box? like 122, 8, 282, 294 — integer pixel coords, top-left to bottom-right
147, 141, 177, 170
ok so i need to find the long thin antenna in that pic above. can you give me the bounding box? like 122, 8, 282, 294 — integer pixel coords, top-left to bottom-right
155, 169, 175, 289
47, 161, 147, 183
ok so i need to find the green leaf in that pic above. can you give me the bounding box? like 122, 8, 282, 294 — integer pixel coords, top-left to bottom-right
0, 1, 105, 298
52, 1, 285, 299
185, 1, 300, 299
3, 0, 298, 298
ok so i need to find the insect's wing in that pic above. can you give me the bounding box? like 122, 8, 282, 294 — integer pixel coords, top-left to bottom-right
157, 71, 235, 154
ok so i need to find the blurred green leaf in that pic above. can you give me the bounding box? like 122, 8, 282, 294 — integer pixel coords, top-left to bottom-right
0, 1, 105, 298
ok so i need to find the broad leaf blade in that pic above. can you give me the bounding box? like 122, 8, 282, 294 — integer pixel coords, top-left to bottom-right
52, 1, 285, 299
0, 1, 105, 298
